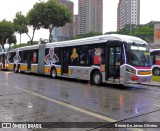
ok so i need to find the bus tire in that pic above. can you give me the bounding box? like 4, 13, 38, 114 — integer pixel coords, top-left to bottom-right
51, 67, 57, 78
153, 68, 160, 76
92, 71, 102, 85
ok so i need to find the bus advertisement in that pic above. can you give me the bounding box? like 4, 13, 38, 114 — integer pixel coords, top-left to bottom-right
6, 34, 152, 86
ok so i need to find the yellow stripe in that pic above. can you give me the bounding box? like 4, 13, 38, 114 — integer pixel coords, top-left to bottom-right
45, 67, 50, 74
8, 64, 14, 70
68, 69, 71, 76
20, 65, 27, 71
31, 66, 34, 72
56, 68, 61, 75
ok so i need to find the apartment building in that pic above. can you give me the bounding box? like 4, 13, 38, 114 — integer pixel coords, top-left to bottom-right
77, 0, 103, 35
117, 0, 140, 30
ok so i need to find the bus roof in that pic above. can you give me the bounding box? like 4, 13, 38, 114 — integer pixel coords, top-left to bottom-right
9, 34, 147, 51
0, 52, 7, 55
150, 49, 160, 53
46, 34, 147, 48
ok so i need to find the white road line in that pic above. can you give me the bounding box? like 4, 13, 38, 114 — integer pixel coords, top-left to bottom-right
6, 83, 144, 131
154, 104, 160, 107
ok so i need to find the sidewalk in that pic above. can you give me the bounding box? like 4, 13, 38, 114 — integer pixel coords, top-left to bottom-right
142, 81, 160, 87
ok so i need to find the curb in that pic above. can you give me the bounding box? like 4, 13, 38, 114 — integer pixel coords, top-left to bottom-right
140, 84, 160, 87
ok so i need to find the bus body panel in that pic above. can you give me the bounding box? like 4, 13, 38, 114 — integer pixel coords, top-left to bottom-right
150, 49, 160, 75
38, 44, 46, 74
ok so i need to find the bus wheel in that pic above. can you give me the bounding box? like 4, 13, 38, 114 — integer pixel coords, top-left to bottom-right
92, 71, 102, 85
51, 68, 57, 78
153, 68, 160, 76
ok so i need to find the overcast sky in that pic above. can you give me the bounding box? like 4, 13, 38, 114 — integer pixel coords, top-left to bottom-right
0, 0, 160, 43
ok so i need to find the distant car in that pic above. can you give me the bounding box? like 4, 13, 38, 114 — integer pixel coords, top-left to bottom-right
150, 49, 160, 75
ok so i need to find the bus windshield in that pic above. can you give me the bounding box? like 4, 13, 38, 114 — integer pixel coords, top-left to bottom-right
126, 44, 151, 66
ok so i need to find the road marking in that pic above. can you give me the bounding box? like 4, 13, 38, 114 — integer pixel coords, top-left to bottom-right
154, 104, 160, 107
6, 83, 144, 131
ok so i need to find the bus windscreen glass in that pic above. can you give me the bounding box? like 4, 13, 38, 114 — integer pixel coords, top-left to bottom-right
126, 44, 151, 66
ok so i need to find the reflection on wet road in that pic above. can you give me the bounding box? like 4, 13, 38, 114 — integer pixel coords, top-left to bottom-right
0, 71, 160, 131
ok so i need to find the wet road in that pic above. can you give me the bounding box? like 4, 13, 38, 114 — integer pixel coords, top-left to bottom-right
0, 71, 160, 131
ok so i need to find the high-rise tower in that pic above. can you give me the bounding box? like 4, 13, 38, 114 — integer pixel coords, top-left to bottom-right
78, 0, 103, 35
52, 0, 74, 42
117, 0, 140, 30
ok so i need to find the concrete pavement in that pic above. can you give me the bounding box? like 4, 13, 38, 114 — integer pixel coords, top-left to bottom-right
142, 81, 160, 87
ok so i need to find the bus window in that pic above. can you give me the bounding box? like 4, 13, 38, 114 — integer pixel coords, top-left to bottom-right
79, 46, 93, 66
8, 52, 15, 63
155, 53, 160, 65
21, 51, 27, 63
54, 48, 61, 65
31, 49, 38, 64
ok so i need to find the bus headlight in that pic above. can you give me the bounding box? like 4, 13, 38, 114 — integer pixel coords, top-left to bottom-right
126, 66, 136, 74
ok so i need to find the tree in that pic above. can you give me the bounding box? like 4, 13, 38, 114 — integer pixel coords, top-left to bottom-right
105, 24, 154, 43
13, 12, 29, 45
0, 19, 15, 51
27, 2, 44, 45
73, 32, 102, 39
7, 35, 17, 50
27, 0, 72, 43
131, 25, 154, 42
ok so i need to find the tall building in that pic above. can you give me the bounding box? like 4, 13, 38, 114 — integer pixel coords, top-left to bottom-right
52, 0, 74, 42
117, 0, 140, 30
77, 0, 103, 35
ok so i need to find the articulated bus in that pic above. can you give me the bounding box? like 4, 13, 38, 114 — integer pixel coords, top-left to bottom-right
0, 52, 8, 70
150, 49, 160, 75
7, 34, 152, 86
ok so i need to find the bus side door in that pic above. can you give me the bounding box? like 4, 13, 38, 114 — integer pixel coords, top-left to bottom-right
61, 49, 70, 75
27, 51, 32, 71
106, 43, 123, 82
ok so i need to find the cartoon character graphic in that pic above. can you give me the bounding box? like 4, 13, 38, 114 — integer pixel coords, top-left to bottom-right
71, 48, 78, 61
13, 50, 21, 63
156, 53, 160, 65
7, 53, 11, 63
44, 47, 59, 65
94, 48, 102, 64
32, 52, 37, 63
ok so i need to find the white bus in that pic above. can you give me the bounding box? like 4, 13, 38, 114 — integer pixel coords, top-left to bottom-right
7, 34, 152, 86
150, 49, 160, 75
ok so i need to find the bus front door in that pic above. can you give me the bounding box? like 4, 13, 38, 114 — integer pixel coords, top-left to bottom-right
107, 46, 121, 82
62, 50, 69, 75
